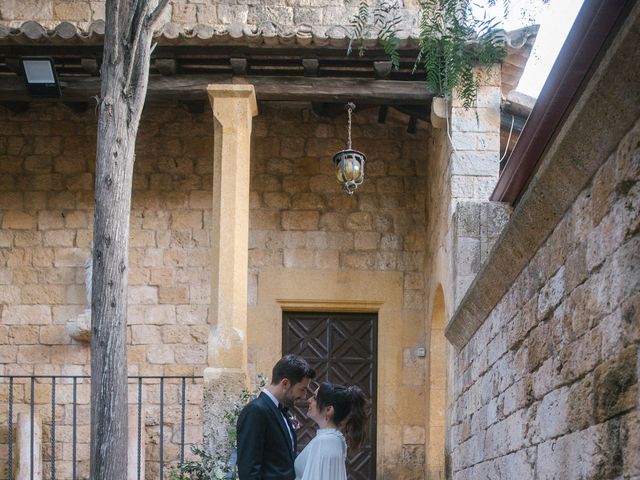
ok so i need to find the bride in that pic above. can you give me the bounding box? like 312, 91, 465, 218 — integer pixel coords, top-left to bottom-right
294, 382, 368, 480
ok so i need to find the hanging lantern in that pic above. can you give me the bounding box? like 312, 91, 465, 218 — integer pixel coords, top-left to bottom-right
333, 102, 366, 195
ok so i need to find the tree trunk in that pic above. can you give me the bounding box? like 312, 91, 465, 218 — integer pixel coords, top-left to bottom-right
90, 1, 167, 479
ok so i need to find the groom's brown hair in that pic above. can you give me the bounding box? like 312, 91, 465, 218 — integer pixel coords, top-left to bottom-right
271, 354, 315, 385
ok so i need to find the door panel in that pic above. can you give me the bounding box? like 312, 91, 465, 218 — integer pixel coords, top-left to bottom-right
283, 312, 377, 480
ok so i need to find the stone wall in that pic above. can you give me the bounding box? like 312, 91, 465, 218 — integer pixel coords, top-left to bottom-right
0, 100, 430, 478
248, 103, 428, 314
0, 102, 212, 479
422, 66, 506, 480
448, 115, 640, 478
0, 0, 421, 34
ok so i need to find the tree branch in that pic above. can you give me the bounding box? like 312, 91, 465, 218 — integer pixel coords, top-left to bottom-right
148, 0, 170, 29
124, 2, 149, 93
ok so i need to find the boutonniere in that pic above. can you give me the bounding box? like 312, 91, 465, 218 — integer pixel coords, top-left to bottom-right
288, 411, 302, 431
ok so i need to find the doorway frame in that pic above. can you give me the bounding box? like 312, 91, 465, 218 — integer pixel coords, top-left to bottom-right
247, 268, 405, 476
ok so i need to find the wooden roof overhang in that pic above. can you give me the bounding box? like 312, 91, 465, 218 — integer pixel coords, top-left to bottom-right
0, 30, 432, 116
0, 22, 536, 134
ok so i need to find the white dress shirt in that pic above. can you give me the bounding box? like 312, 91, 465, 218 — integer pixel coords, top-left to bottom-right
262, 389, 295, 450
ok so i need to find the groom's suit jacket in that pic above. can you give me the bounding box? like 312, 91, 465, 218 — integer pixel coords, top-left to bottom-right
236, 392, 296, 480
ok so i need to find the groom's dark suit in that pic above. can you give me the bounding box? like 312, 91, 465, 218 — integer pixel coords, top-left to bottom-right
237, 392, 297, 480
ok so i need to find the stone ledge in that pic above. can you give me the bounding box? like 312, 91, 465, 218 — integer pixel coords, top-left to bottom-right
445, 3, 640, 350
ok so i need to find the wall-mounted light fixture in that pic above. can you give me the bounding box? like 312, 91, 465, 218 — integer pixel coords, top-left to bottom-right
20, 57, 61, 98
333, 102, 366, 195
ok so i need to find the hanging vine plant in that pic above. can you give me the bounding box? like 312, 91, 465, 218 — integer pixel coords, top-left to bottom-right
348, 0, 508, 108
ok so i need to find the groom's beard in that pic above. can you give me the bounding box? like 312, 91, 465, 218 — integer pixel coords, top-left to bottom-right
282, 389, 296, 408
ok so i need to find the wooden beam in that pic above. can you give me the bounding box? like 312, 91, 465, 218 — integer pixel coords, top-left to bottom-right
302, 58, 319, 76
81, 58, 100, 76
230, 58, 248, 75
63, 102, 89, 113
377, 105, 388, 124
407, 115, 418, 134
0, 101, 29, 113
373, 60, 393, 79
155, 58, 177, 75
0, 75, 434, 105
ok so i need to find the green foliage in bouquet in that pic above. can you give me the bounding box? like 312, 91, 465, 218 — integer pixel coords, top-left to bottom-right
169, 374, 268, 480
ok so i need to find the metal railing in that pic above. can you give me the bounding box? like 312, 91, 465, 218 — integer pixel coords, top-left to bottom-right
1, 375, 204, 480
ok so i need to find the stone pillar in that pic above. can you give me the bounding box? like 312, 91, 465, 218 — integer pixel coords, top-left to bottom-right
127, 406, 145, 480
447, 66, 510, 307
17, 413, 42, 480
203, 84, 258, 456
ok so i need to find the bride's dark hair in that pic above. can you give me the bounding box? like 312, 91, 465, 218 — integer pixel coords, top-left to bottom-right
315, 382, 368, 451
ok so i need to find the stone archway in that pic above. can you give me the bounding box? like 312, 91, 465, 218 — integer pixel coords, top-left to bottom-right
427, 285, 446, 479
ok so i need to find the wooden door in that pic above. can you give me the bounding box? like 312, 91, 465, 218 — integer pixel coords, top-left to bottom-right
283, 311, 377, 480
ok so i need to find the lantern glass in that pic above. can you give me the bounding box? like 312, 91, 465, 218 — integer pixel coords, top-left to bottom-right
336, 155, 363, 183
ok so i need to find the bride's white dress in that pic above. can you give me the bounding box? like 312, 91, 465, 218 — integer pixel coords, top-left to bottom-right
294, 428, 347, 480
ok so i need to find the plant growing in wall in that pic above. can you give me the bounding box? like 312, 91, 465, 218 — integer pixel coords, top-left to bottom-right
347, 0, 509, 108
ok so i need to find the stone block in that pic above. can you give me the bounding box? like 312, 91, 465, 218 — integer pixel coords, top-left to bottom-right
9, 325, 39, 344
622, 412, 640, 477
537, 386, 570, 440
17, 345, 51, 364
216, 5, 249, 23
281, 211, 319, 230
354, 231, 380, 250
451, 151, 499, 177
54, 248, 86, 267
345, 212, 372, 231
174, 345, 206, 364
90, 1, 105, 20
455, 202, 481, 239
340, 252, 375, 270
158, 286, 189, 304
314, 250, 339, 270
2, 305, 51, 325
454, 237, 480, 276
131, 325, 162, 345
39, 325, 70, 345
319, 212, 345, 231
263, 192, 291, 209
188, 191, 211, 210
128, 286, 158, 305
567, 374, 595, 432
559, 327, 601, 383
537, 266, 565, 320
593, 346, 637, 423
53, 1, 91, 21
20, 285, 66, 305
283, 249, 314, 269
195, 3, 218, 23
308, 174, 338, 194
0, 191, 23, 210
246, 6, 293, 25
290, 192, 324, 210
2, 210, 35, 229
294, 6, 322, 24
0, 345, 17, 363
0, 0, 53, 20
250, 209, 280, 230
171, 210, 203, 230
172, 4, 197, 23
147, 345, 175, 364
43, 230, 75, 247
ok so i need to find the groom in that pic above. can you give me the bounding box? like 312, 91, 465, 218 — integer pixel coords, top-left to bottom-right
237, 355, 316, 479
